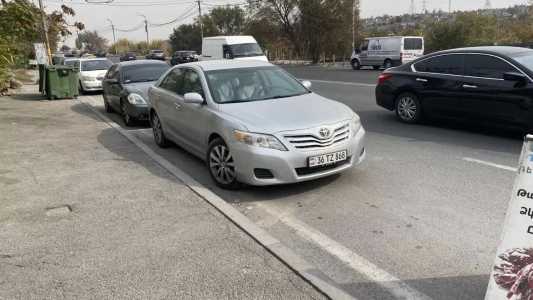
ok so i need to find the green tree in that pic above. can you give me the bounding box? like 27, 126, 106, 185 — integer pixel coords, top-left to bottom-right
169, 24, 203, 52
207, 5, 245, 35
75, 30, 108, 52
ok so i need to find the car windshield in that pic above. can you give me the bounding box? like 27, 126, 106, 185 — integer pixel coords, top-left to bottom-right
512, 52, 533, 71
122, 64, 169, 83
229, 43, 263, 58
205, 66, 310, 104
81, 60, 112, 71
65, 60, 79, 68
177, 51, 195, 57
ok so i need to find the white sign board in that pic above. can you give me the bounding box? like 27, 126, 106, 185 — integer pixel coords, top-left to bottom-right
34, 43, 48, 65
486, 135, 533, 299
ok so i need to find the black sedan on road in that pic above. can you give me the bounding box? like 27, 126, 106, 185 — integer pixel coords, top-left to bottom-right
120, 52, 137, 62
376, 46, 533, 131
170, 51, 197, 66
102, 60, 170, 126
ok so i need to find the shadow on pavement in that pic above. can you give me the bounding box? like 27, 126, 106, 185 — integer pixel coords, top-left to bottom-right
9, 93, 47, 101
341, 273, 488, 300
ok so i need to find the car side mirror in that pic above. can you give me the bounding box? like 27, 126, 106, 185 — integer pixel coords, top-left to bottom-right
301, 80, 312, 89
504, 72, 528, 86
184, 92, 204, 104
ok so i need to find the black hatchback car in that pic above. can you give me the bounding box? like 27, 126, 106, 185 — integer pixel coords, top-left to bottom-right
102, 60, 169, 126
376, 46, 533, 130
170, 51, 197, 66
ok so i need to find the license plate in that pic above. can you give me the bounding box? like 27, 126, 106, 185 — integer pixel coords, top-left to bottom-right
308, 150, 348, 168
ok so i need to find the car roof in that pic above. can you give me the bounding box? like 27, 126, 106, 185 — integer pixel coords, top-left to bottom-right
181, 59, 273, 71
117, 60, 169, 67
79, 58, 110, 62
434, 46, 533, 57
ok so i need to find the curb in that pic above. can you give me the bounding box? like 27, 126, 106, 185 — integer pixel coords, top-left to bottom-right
79, 97, 357, 300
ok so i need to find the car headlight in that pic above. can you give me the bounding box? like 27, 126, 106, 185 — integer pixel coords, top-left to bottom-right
82, 76, 95, 81
127, 93, 147, 105
233, 130, 287, 151
350, 115, 361, 137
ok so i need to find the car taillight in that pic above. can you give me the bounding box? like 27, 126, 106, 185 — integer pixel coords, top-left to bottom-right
378, 73, 392, 85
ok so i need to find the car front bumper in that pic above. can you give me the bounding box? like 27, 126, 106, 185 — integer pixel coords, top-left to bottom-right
126, 104, 149, 120
230, 126, 366, 186
81, 80, 103, 91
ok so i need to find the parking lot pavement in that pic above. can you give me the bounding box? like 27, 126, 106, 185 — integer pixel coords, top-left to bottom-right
79, 66, 526, 300
0, 85, 327, 299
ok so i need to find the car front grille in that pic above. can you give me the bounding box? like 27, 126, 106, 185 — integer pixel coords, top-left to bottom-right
283, 123, 350, 150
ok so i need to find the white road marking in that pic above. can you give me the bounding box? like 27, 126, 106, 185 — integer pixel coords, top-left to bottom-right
463, 157, 516, 172
256, 203, 433, 300
300, 78, 377, 88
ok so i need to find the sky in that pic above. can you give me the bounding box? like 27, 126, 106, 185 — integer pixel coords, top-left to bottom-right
40, 0, 529, 47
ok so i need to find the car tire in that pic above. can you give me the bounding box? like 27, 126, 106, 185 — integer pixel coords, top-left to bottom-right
207, 138, 241, 190
384, 59, 393, 69
79, 81, 85, 95
151, 111, 170, 148
351, 59, 361, 70
120, 99, 134, 127
103, 94, 113, 113
395, 92, 422, 124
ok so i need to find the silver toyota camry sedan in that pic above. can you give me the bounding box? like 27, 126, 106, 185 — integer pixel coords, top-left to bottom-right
148, 60, 366, 189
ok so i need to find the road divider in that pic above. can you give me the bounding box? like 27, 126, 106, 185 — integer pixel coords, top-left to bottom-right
80, 95, 356, 300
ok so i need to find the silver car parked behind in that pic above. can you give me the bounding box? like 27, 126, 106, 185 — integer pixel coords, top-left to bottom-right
148, 60, 366, 189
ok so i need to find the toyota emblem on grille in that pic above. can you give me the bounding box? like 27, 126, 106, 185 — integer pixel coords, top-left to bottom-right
318, 127, 331, 139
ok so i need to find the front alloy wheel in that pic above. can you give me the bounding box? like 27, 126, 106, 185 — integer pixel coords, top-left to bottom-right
121, 100, 134, 127
208, 138, 240, 189
395, 92, 421, 123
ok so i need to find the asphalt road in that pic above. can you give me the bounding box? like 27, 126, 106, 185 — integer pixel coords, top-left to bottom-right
82, 65, 523, 300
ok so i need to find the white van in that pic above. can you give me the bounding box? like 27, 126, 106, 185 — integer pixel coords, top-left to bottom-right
201, 36, 268, 62
351, 36, 424, 70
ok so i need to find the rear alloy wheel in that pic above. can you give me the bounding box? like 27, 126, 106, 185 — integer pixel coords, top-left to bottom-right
351, 59, 361, 70
395, 92, 422, 123
121, 100, 134, 127
384, 59, 393, 69
207, 138, 241, 189
151, 111, 170, 148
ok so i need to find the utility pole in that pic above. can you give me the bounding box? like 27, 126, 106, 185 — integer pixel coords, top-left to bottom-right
352, 0, 357, 50
37, 0, 52, 64
138, 14, 149, 45
409, 0, 415, 14
422, 0, 427, 13
197, 0, 204, 41
448, 0, 452, 12
106, 18, 117, 54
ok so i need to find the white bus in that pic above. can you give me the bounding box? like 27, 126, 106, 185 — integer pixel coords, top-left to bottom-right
351, 36, 424, 70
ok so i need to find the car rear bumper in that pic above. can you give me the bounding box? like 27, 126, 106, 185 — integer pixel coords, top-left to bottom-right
230, 126, 366, 186
81, 80, 103, 91
375, 85, 396, 111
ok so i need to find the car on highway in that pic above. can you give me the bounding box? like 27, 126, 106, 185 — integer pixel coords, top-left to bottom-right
120, 52, 137, 62
73, 58, 113, 94
148, 60, 366, 189
102, 60, 170, 126
145, 49, 166, 61
375, 46, 533, 130
352, 36, 424, 70
170, 50, 198, 65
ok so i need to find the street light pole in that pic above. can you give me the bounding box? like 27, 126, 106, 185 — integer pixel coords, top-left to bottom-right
38, 0, 52, 64
106, 18, 117, 54
197, 0, 204, 41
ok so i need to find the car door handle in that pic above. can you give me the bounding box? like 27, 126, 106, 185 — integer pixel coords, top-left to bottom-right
462, 84, 478, 89
416, 78, 428, 82
174, 103, 182, 110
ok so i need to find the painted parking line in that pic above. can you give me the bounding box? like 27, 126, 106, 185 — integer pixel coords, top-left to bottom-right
463, 157, 516, 172
299, 78, 377, 88
80, 95, 356, 300
256, 203, 432, 300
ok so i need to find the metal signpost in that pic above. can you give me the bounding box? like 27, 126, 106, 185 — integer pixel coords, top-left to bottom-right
486, 135, 533, 299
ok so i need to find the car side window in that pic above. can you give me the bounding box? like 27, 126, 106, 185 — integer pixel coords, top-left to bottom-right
159, 69, 184, 95
464, 54, 516, 79
182, 69, 204, 97
414, 54, 464, 75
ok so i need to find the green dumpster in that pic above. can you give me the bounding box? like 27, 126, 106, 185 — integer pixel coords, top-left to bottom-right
44, 65, 79, 100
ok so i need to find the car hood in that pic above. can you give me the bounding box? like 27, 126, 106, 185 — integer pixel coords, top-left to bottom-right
80, 70, 107, 79
124, 81, 156, 103
218, 93, 355, 133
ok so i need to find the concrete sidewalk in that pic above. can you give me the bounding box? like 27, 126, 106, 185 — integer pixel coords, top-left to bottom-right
0, 84, 326, 299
